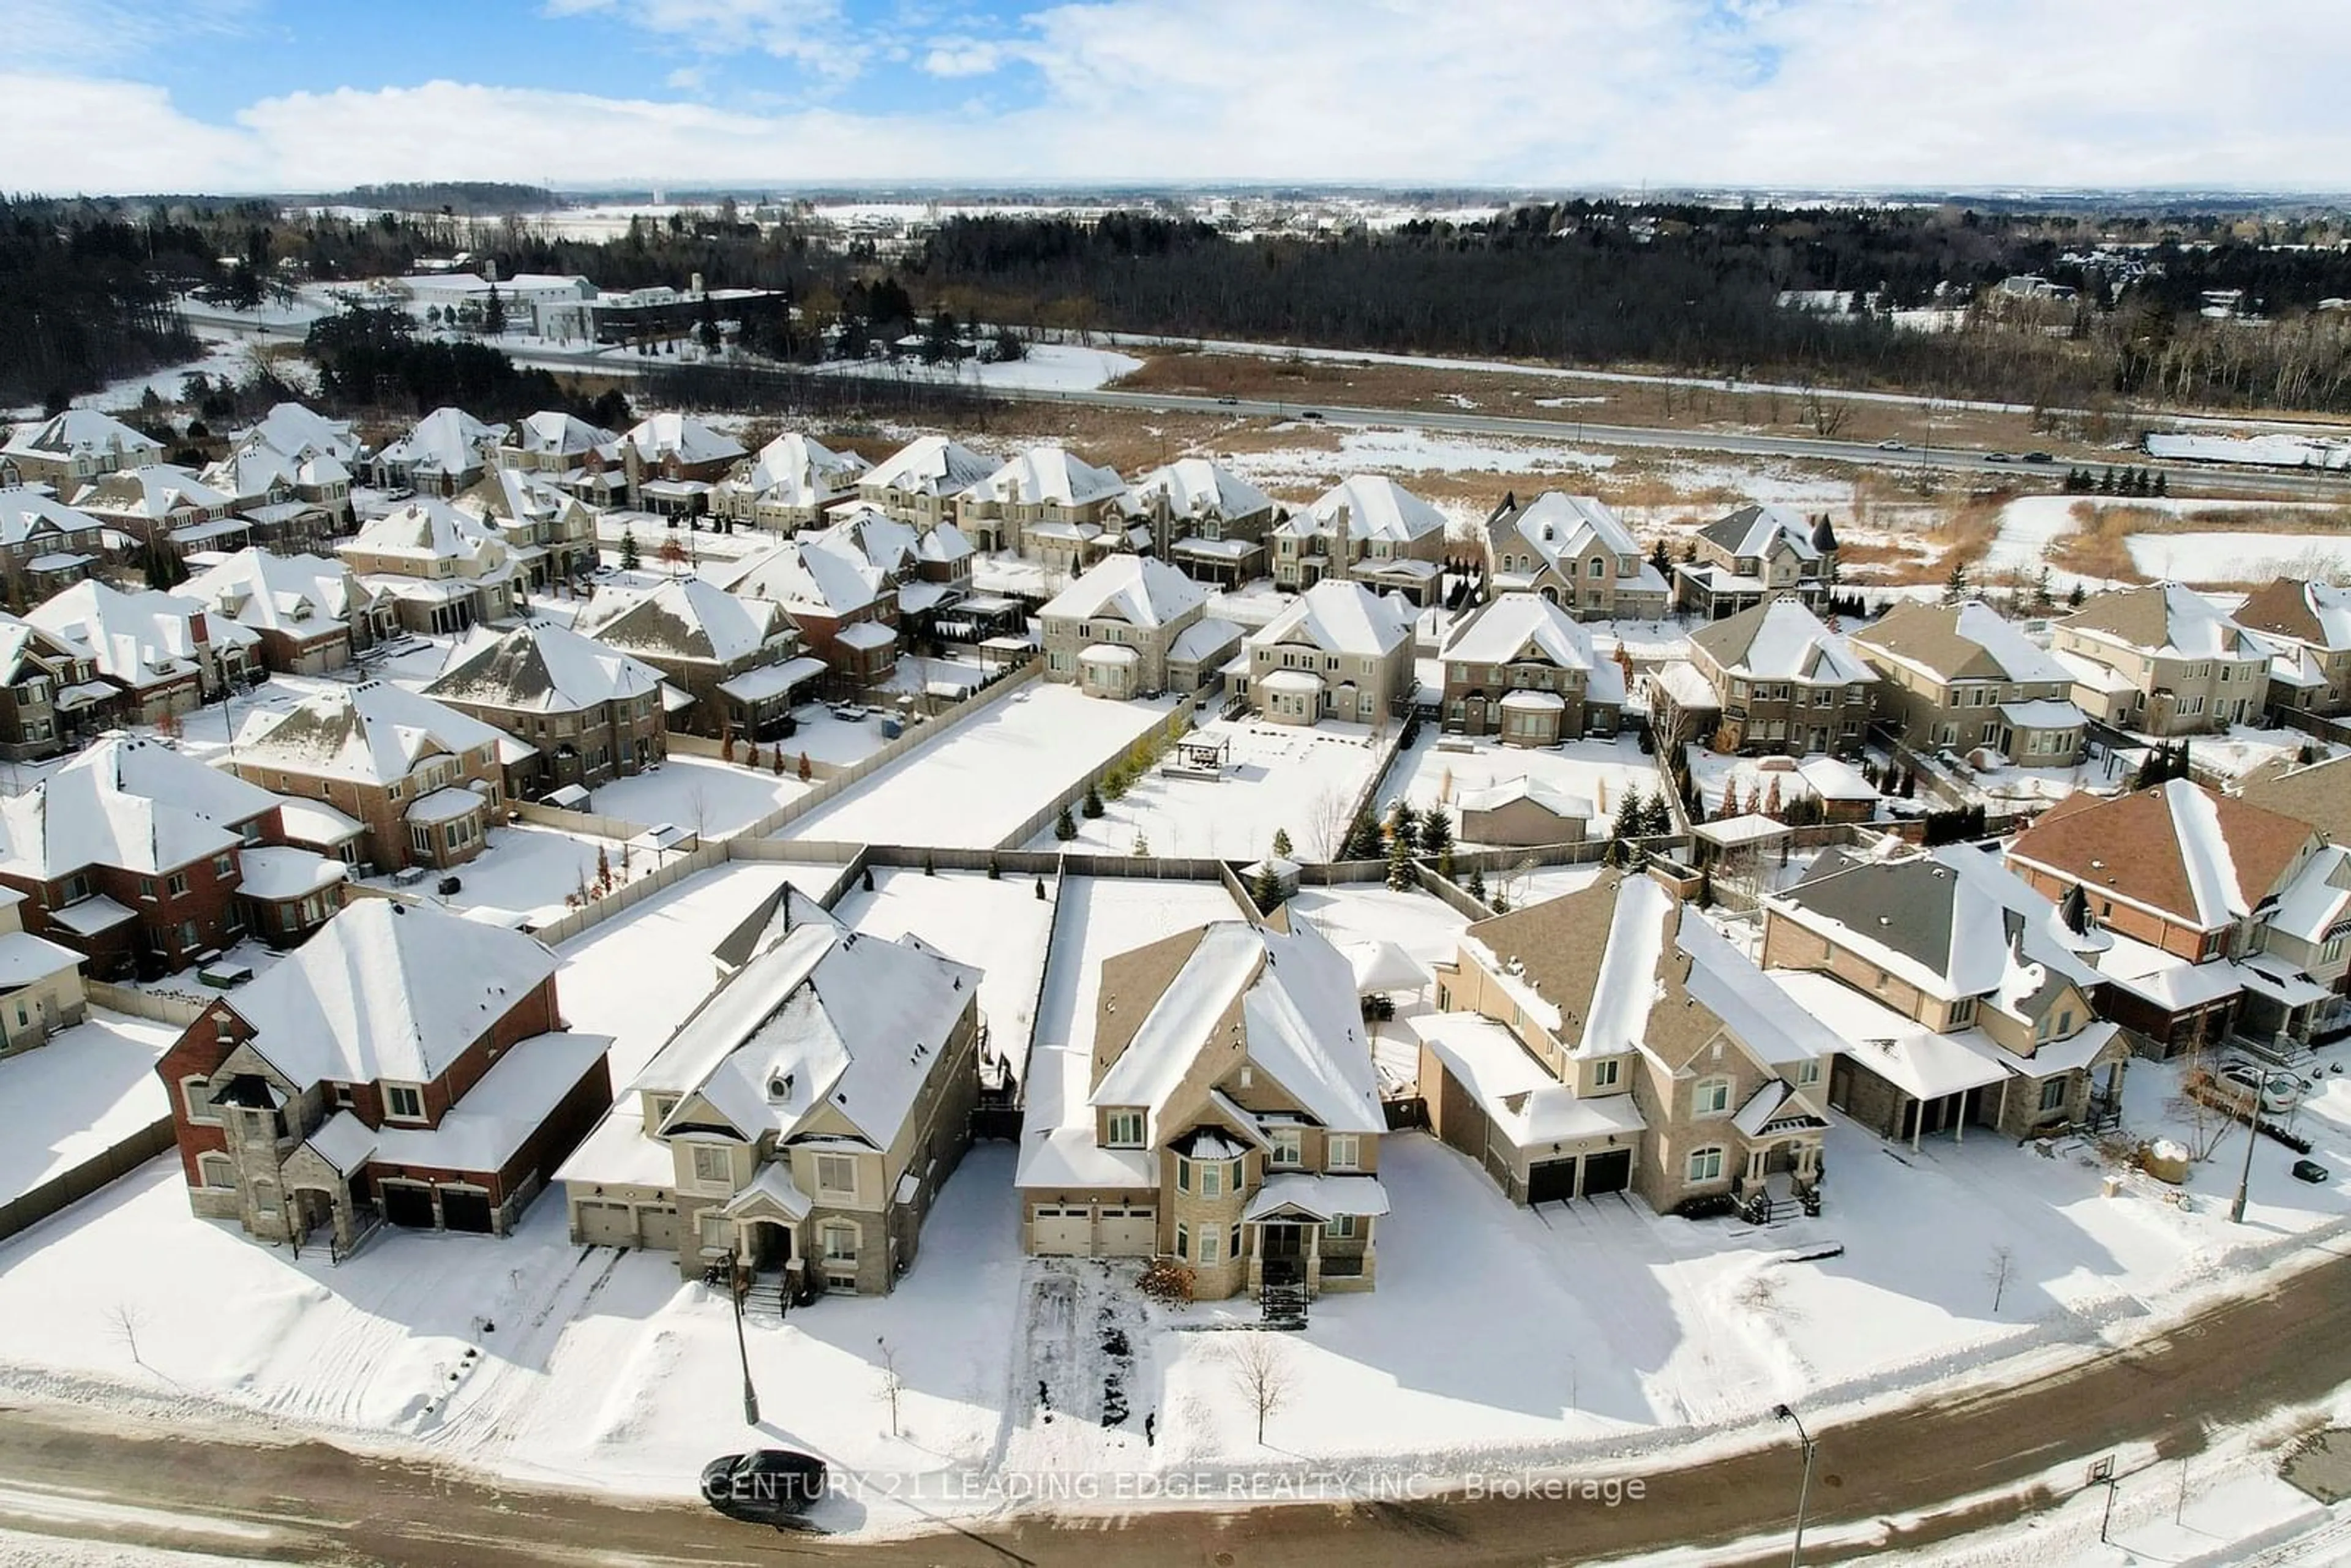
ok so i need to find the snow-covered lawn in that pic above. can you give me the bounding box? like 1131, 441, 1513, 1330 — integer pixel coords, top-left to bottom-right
357, 822, 663, 925
1283, 884, 1468, 1091
779, 703, 898, 768
1497, 860, 1612, 910
831, 868, 1057, 1078
584, 753, 808, 837
1384, 731, 1667, 841
1222, 424, 1618, 491
1024, 716, 1387, 861
1684, 748, 1883, 820
0, 1012, 181, 1206
2128, 530, 2351, 584
779, 686, 1172, 849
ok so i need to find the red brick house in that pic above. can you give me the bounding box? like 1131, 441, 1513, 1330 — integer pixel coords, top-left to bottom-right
159, 899, 611, 1251
721, 532, 901, 696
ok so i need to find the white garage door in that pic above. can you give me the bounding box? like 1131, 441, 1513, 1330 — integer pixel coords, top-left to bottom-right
576, 1199, 635, 1247
638, 1205, 681, 1251
1097, 1206, 1156, 1257
1030, 1205, 1091, 1256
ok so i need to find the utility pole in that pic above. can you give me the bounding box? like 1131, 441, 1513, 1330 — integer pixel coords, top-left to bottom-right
2229, 1093, 2260, 1223
1774, 1403, 1816, 1568
727, 1247, 760, 1425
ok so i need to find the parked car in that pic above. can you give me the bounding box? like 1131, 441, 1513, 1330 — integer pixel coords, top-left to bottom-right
1877, 438, 1908, 451
701, 1449, 827, 1529
2291, 1158, 2331, 1184
1299, 410, 1325, 421
2218, 1062, 2303, 1114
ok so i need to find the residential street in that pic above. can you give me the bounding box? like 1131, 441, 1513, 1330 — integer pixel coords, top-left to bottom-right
3, 1242, 2347, 1567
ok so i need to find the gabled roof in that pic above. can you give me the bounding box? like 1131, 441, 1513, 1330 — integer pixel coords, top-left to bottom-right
1488, 491, 1638, 566
637, 920, 978, 1152
376, 407, 506, 478
1457, 776, 1592, 821
225, 900, 559, 1087
0, 732, 277, 879
1698, 503, 1821, 561
1277, 475, 1446, 543
71, 464, 234, 519
2059, 582, 2259, 661
964, 446, 1127, 509
456, 468, 590, 530
2232, 578, 2351, 654
2242, 752, 2351, 844
0, 610, 89, 686
0, 487, 100, 547
1038, 554, 1205, 629
184, 549, 372, 639
28, 579, 253, 691
2008, 779, 2319, 931
426, 621, 669, 714
723, 533, 889, 618
1853, 599, 2073, 685
505, 410, 618, 460
3, 409, 160, 462
861, 435, 994, 498
730, 432, 868, 506
1087, 918, 1383, 1143
618, 413, 745, 468
232, 681, 504, 787
1129, 457, 1278, 522
343, 496, 508, 568
574, 577, 792, 667
1439, 591, 1601, 671
1251, 579, 1411, 658
241, 403, 359, 465
1688, 599, 1873, 684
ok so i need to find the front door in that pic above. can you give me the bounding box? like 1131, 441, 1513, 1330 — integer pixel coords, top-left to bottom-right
1260, 1222, 1307, 1283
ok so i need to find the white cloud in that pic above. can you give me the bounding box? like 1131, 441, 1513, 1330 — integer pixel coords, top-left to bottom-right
4, 0, 2347, 192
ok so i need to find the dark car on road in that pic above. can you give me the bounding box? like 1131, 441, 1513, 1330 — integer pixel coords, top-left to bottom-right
702, 1450, 828, 1529
2023, 451, 2055, 463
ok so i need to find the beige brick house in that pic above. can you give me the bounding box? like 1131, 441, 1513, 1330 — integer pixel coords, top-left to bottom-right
1, 410, 163, 489
1673, 504, 1837, 620
2051, 582, 2270, 737
1483, 491, 1668, 621
1684, 599, 1875, 756
858, 435, 996, 529
2232, 578, 2351, 718
1132, 459, 1281, 588
425, 621, 673, 798
1437, 591, 1626, 745
955, 445, 1131, 563
1269, 476, 1448, 604
336, 497, 523, 636
1245, 580, 1416, 727
1039, 554, 1215, 699
711, 432, 869, 533
1849, 599, 2087, 763
574, 576, 822, 741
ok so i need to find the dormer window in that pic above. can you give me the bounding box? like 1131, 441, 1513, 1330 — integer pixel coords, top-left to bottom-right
1105, 1109, 1144, 1148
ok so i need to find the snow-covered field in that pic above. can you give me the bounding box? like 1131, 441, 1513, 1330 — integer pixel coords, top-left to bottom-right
1224, 425, 1617, 492
831, 868, 1057, 1079
1383, 732, 1667, 841
1024, 716, 1387, 860
0, 1012, 181, 1206
1982, 495, 2338, 590
814, 342, 1142, 393
583, 752, 808, 837
779, 686, 1173, 849
2127, 530, 2351, 583
358, 822, 666, 925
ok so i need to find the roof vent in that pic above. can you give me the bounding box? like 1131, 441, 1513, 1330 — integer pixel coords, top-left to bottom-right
767, 1070, 794, 1101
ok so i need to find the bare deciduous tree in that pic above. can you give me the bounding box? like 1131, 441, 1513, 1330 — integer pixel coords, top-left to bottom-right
876, 1336, 904, 1437
1987, 1245, 2017, 1315
1303, 785, 1354, 864
1227, 1332, 1294, 1446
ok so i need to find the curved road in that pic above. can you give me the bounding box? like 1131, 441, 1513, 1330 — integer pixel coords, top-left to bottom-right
4, 1241, 2347, 1567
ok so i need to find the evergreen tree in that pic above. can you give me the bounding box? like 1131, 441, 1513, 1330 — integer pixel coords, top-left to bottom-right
1641, 792, 1674, 836
1465, 866, 1488, 904
1343, 812, 1385, 861
1385, 827, 1417, 890
1943, 557, 1969, 604
1613, 787, 1645, 841
619, 528, 641, 571
1131, 831, 1150, 857
484, 284, 506, 336
1417, 806, 1452, 856
1081, 782, 1104, 819
1389, 801, 1420, 847
2098, 467, 2116, 494
2153, 471, 2168, 497
2067, 582, 2087, 608
1250, 861, 1286, 913
1054, 803, 1077, 841
1270, 827, 1293, 859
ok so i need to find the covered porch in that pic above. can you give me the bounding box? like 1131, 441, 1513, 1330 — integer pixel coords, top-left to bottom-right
1242, 1174, 1390, 1297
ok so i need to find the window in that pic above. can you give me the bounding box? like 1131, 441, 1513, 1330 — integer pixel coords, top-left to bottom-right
166, 871, 190, 898
1326, 1134, 1360, 1171
1176, 1156, 1192, 1193
1197, 1228, 1221, 1266
821, 1223, 858, 1263
1949, 997, 1976, 1026
1268, 1127, 1303, 1168
138, 876, 156, 901
1592, 1059, 1621, 1089
2057, 1008, 2075, 1036
1229, 1222, 1242, 1261
181, 1075, 218, 1125
383, 1083, 426, 1122
1693, 1077, 1733, 1117
1106, 1109, 1144, 1148
1199, 1160, 1223, 1199
814, 1152, 857, 1198
1324, 1214, 1357, 1240
213, 854, 234, 879
1175, 1221, 1191, 1261
1797, 1059, 1821, 1088
691, 1144, 731, 1185
1687, 1147, 1725, 1184
698, 1212, 729, 1251
2038, 1078, 2068, 1114
197, 1152, 235, 1190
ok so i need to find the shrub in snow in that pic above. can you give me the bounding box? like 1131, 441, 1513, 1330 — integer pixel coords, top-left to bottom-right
1138, 1258, 1194, 1304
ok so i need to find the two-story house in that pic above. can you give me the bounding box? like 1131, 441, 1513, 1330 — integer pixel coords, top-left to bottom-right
574, 576, 823, 740
558, 888, 981, 1296
1038, 554, 1221, 700
1436, 591, 1625, 745
229, 681, 512, 878
0, 487, 103, 607
1245, 580, 1417, 727
2052, 583, 2271, 737
858, 435, 996, 530
1673, 505, 1838, 620
0, 612, 105, 760
2233, 578, 2351, 718
803, 506, 975, 635
28, 578, 257, 719
711, 433, 869, 533
721, 534, 901, 696
69, 463, 241, 550
368, 406, 508, 496
1683, 600, 1875, 756
183, 548, 395, 676
1850, 599, 2088, 763
0, 410, 163, 489
0, 885, 88, 1056
425, 621, 675, 798
1761, 846, 2132, 1147
1269, 476, 1448, 604
1483, 492, 1670, 621
1419, 871, 1836, 1213
618, 413, 748, 500
159, 899, 610, 1251
1131, 458, 1281, 588
955, 446, 1133, 568
454, 469, 598, 588
494, 410, 627, 507
1016, 914, 1389, 1301
336, 496, 523, 635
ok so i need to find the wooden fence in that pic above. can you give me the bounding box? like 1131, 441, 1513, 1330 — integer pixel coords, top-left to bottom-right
0, 1116, 178, 1242
84, 981, 208, 1027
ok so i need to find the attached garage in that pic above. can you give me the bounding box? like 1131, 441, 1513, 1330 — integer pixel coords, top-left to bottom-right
381, 1181, 435, 1229
439, 1187, 495, 1234
637, 1205, 681, 1250
576, 1199, 636, 1247
1030, 1205, 1090, 1256
1526, 1157, 1579, 1206
1580, 1147, 1632, 1197
1097, 1206, 1156, 1256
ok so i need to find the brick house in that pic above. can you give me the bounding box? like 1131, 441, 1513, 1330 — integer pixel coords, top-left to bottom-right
1269, 475, 1449, 605
711, 432, 869, 533
1683, 600, 1876, 757
1436, 591, 1626, 745
183, 548, 396, 677
858, 435, 996, 529
1672, 504, 1838, 620
425, 621, 673, 798
0, 610, 107, 760
2232, 578, 2351, 718
955, 445, 1132, 565
0, 409, 163, 489
335, 497, 523, 636
722, 533, 901, 697
1245, 580, 1417, 727
367, 406, 508, 496
1132, 458, 1281, 588
0, 885, 88, 1056
1038, 554, 1213, 699
1848, 599, 2088, 763
454, 469, 599, 588
68, 464, 239, 549
159, 900, 610, 1251
1483, 491, 1670, 621
27, 579, 258, 720
2050, 583, 2270, 737
573, 576, 823, 740
0, 487, 105, 608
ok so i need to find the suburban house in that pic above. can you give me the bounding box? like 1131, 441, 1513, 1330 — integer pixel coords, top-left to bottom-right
558, 890, 981, 1296
574, 577, 823, 740
1761, 845, 2132, 1148
1483, 492, 1670, 621
1673, 505, 1838, 620
1850, 599, 2088, 763
0, 733, 340, 977
1457, 778, 1594, 847
858, 435, 996, 529
2051, 583, 2271, 737
955, 446, 1133, 566
2006, 780, 2345, 1052
2242, 751, 2351, 846
2232, 578, 2351, 718
804, 506, 975, 634
28, 578, 258, 719
1131, 458, 1281, 588
368, 407, 508, 495
0, 885, 88, 1055
0, 410, 163, 489
239, 403, 362, 471
228, 682, 513, 877
712, 433, 869, 533
618, 413, 747, 490
722, 535, 901, 695
1270, 476, 1449, 604
1418, 871, 1837, 1214
182, 549, 395, 676
0, 612, 105, 760
159, 899, 610, 1251
495, 410, 620, 481
1436, 591, 1626, 745
1246, 580, 1417, 727
454, 469, 599, 588
200, 433, 353, 549
1681, 600, 1875, 757
336, 496, 523, 636
1016, 914, 1389, 1302
69, 464, 241, 549
425, 621, 674, 798
1038, 554, 1215, 700
0, 487, 105, 606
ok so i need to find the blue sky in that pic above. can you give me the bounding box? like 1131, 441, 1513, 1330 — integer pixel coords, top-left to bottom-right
6, 0, 2344, 194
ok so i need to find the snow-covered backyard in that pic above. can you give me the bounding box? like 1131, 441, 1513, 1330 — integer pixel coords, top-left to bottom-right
779, 685, 1172, 849
583, 752, 808, 837
1384, 731, 1670, 841
1981, 495, 2342, 590
357, 821, 664, 925
831, 868, 1058, 1079
0, 1012, 181, 1207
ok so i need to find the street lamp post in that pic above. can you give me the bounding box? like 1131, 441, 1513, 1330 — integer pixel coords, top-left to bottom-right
726, 1248, 760, 1425
1774, 1403, 1817, 1568
2230, 1090, 2260, 1223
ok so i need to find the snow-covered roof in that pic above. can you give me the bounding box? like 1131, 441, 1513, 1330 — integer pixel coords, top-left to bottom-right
0, 487, 102, 547
723, 533, 889, 619
1689, 599, 1873, 685
1853, 599, 2075, 686
0, 929, 83, 988
426, 621, 670, 714
184, 549, 371, 640
1698, 503, 1822, 562
1243, 1173, 1392, 1221
1410, 1011, 1649, 1148
0, 733, 279, 880
275, 796, 364, 849
505, 410, 618, 460
963, 446, 1127, 510
1439, 591, 1602, 672
1129, 457, 1278, 522
2265, 844, 2351, 945
2009, 780, 2318, 932
1038, 553, 1206, 629
376, 407, 506, 479
836, 620, 897, 650
1489, 491, 1639, 568
27, 579, 250, 692
1251, 579, 1411, 658
234, 681, 503, 787
1767, 971, 2009, 1100
342, 496, 508, 570
717, 656, 828, 703
1999, 699, 2087, 729
228, 900, 558, 1087
242, 403, 359, 465
729, 432, 868, 508
71, 464, 235, 520
1458, 776, 1592, 822
0, 610, 91, 687
234, 845, 347, 902
861, 435, 994, 499
2060, 582, 2261, 662
1276, 475, 1446, 544
1168, 617, 1244, 664
618, 413, 745, 468
574, 577, 793, 667
3, 409, 161, 463
357, 1031, 610, 1174
2234, 577, 2351, 655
